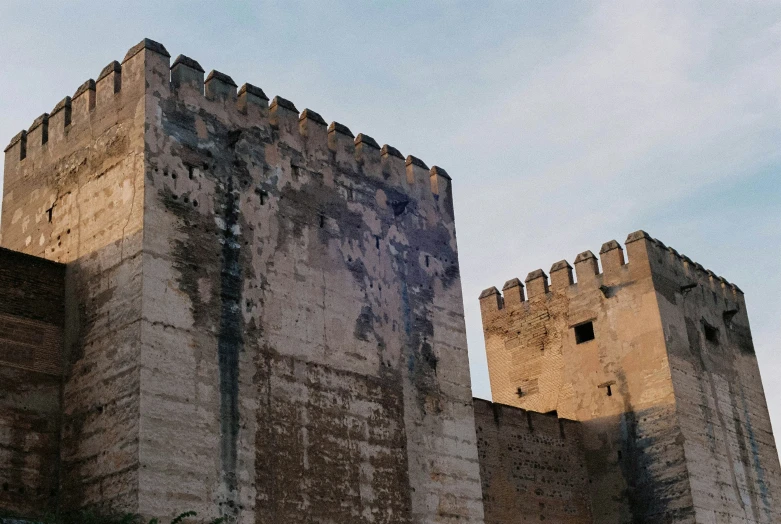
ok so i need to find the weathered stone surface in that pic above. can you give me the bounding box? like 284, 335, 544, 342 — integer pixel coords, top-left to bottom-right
1, 38, 484, 523
650, 241, 781, 523
480, 233, 781, 523
138, 44, 482, 522
0, 248, 65, 517
474, 399, 592, 523
1, 39, 169, 515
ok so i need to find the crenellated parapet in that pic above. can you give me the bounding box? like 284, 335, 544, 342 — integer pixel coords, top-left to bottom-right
635, 230, 744, 301
479, 230, 744, 318
3, 39, 169, 171
4, 38, 453, 225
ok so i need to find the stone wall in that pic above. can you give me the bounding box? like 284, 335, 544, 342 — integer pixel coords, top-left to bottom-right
474, 399, 592, 523
1, 41, 157, 512
479, 233, 693, 523
647, 235, 781, 522
2, 39, 485, 523
138, 49, 483, 523
0, 247, 65, 517
8, 34, 778, 524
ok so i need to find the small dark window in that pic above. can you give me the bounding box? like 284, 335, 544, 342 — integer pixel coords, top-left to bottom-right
574, 322, 595, 344
723, 309, 738, 327
46, 205, 54, 223
704, 322, 719, 344
598, 381, 615, 397
516, 387, 523, 398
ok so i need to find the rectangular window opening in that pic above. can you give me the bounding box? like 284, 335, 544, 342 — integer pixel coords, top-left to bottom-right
704, 322, 720, 344
574, 321, 595, 344
255, 187, 268, 205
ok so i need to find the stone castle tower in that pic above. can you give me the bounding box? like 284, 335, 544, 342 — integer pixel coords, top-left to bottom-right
2, 37, 781, 524
479, 232, 781, 523
1, 39, 484, 522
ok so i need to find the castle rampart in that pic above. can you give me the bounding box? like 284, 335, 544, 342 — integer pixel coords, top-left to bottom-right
3, 36, 780, 524
479, 231, 781, 523
2, 39, 482, 523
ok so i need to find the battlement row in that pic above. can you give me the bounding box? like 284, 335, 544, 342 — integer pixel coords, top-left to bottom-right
473, 398, 580, 438
3, 39, 452, 204
1, 39, 154, 162
479, 230, 743, 313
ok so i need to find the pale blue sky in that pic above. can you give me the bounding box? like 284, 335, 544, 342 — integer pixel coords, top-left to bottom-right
2, 1, 780, 437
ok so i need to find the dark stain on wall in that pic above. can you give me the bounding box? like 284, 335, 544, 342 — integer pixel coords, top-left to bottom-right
216, 178, 243, 507
673, 278, 778, 521
615, 372, 694, 523
159, 102, 261, 516
727, 317, 755, 356
353, 305, 379, 344
730, 384, 762, 521
738, 385, 772, 518
152, 80, 471, 520
389, 218, 458, 415
684, 316, 718, 449
682, 296, 752, 513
